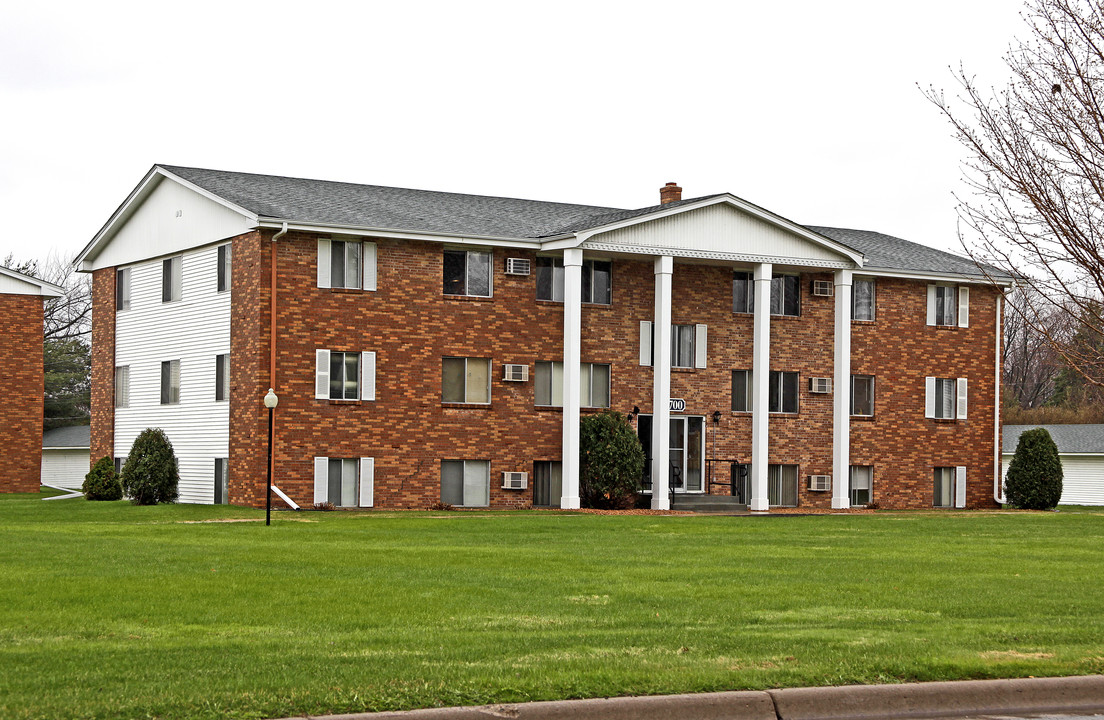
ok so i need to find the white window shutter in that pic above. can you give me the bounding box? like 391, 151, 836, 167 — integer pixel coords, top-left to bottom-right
314, 457, 328, 505
926, 285, 937, 326
317, 239, 331, 289
639, 321, 653, 366
359, 457, 375, 507
315, 350, 330, 399
957, 377, 968, 419
361, 351, 376, 401
694, 324, 708, 369
955, 466, 967, 508
924, 376, 936, 418
362, 241, 377, 291
957, 286, 970, 328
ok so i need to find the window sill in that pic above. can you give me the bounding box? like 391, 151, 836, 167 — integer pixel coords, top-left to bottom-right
851, 319, 876, 324
330, 287, 368, 294
929, 324, 961, 330
930, 418, 959, 424
443, 294, 493, 302
672, 366, 697, 373
850, 414, 875, 421
327, 399, 365, 405
441, 402, 493, 409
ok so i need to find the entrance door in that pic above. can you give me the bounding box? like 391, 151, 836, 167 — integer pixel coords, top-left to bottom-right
638, 415, 704, 493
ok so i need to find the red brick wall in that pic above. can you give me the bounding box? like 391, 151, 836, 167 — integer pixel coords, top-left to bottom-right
228, 233, 1002, 510
89, 269, 115, 466
0, 294, 44, 492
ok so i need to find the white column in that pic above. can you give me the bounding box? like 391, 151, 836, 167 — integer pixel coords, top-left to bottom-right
560, 248, 583, 509
750, 263, 772, 511
832, 269, 853, 509
651, 256, 673, 510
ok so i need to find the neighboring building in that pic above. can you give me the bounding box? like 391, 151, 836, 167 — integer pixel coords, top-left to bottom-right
1003, 424, 1104, 506
0, 266, 63, 493
77, 165, 1012, 511
42, 425, 92, 489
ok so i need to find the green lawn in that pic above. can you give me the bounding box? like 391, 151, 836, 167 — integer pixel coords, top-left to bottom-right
2, 493, 1102, 720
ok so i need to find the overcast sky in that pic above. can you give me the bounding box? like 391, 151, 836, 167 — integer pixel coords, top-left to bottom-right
0, 1, 1025, 268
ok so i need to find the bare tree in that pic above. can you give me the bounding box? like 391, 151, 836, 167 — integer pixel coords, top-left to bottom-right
1004, 289, 1061, 407
2, 251, 91, 341
927, 0, 1104, 389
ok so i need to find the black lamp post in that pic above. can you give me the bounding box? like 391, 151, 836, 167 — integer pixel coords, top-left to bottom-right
263, 388, 279, 526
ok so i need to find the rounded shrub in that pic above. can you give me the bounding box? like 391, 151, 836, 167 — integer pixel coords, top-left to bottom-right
580, 410, 645, 509
1005, 427, 1063, 510
82, 455, 123, 501
120, 428, 179, 505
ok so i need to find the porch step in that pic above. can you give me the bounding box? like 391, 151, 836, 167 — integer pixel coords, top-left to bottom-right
670, 495, 748, 513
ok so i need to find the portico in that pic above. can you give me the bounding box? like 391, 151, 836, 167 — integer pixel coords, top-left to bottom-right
555, 196, 864, 510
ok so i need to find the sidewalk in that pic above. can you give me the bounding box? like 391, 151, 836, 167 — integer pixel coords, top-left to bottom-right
272, 675, 1104, 720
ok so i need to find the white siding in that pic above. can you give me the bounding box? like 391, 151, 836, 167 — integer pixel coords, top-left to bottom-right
41, 449, 91, 489
93, 178, 253, 270
1001, 453, 1104, 506
0, 273, 49, 296
114, 244, 230, 504
584, 203, 845, 264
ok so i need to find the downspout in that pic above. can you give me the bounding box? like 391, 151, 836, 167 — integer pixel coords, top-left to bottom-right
994, 291, 1004, 505
269, 223, 288, 507
270, 222, 288, 388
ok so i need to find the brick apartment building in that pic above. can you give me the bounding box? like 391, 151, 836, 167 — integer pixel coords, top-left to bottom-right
0, 266, 63, 493
78, 165, 1011, 510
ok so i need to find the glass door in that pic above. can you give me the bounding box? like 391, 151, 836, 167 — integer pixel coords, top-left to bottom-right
637, 416, 705, 493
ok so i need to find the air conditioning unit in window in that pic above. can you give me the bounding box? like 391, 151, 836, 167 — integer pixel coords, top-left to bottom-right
505, 258, 531, 276
502, 472, 528, 490
808, 474, 831, 492
813, 280, 833, 297
809, 377, 832, 394
503, 364, 529, 382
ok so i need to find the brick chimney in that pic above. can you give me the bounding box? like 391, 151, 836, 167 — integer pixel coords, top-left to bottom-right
660, 182, 682, 204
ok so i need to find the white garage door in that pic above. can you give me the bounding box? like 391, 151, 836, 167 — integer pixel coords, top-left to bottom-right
41, 449, 91, 489
1003, 453, 1104, 506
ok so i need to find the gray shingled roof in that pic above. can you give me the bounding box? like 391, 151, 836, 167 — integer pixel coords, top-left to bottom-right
43, 425, 90, 449
158, 165, 1002, 278
807, 226, 1010, 280
1003, 424, 1104, 454
162, 165, 624, 239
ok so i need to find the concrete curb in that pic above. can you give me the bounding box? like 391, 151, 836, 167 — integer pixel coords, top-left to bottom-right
274, 675, 1104, 720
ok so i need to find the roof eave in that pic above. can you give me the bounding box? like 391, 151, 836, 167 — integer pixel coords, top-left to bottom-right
253, 218, 543, 248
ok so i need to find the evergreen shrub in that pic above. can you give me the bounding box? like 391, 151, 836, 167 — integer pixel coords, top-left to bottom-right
120, 428, 179, 505
82, 456, 122, 501
1005, 427, 1063, 510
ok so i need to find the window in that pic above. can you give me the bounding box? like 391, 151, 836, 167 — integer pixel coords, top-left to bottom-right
925, 377, 967, 420
317, 239, 377, 290
768, 464, 799, 507
852, 278, 874, 320
534, 362, 610, 407
927, 284, 969, 327
671, 324, 697, 368
443, 249, 491, 297
160, 360, 180, 405
114, 457, 123, 475
215, 354, 230, 402
768, 370, 799, 413
933, 467, 954, 508
116, 268, 131, 311
313, 457, 374, 508
770, 274, 801, 316
115, 366, 130, 409
850, 375, 874, 416
315, 350, 375, 401
533, 461, 563, 507
535, 258, 612, 304
639, 322, 707, 369
731, 370, 751, 412
214, 458, 229, 505
162, 256, 182, 302
442, 357, 490, 403
441, 459, 489, 507
217, 244, 232, 293
850, 465, 872, 506
732, 271, 753, 313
